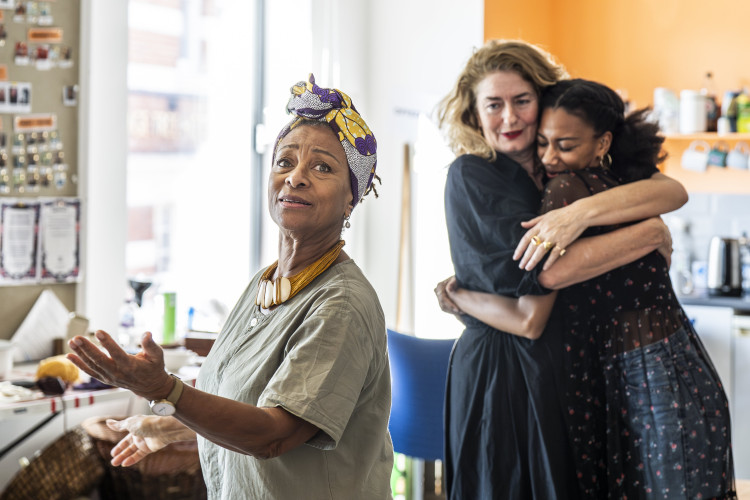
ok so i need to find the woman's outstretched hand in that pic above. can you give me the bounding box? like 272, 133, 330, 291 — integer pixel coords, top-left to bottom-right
435, 276, 462, 315
106, 415, 197, 467
514, 205, 588, 271
107, 415, 170, 466
67, 330, 172, 402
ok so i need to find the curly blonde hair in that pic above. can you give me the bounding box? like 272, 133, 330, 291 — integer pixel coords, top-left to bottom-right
437, 40, 568, 160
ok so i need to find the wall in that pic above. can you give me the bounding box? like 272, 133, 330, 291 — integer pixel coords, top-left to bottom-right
361, 0, 484, 331
670, 192, 750, 263
0, 3, 82, 340
484, 0, 552, 51
485, 0, 750, 108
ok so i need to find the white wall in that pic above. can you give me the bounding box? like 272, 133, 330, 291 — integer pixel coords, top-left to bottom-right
357, 0, 484, 332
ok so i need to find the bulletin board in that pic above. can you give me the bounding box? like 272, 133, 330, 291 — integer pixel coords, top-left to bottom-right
0, 0, 80, 340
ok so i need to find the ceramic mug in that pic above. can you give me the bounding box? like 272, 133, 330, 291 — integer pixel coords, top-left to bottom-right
681, 140, 711, 172
726, 141, 750, 170
707, 141, 729, 167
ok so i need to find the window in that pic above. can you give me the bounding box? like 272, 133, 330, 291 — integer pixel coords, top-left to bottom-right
126, 0, 258, 336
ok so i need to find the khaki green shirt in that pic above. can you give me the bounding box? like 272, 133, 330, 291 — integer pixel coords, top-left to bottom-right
197, 260, 394, 499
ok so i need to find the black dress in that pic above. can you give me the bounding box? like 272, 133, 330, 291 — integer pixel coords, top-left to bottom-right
443, 154, 578, 500
541, 167, 735, 499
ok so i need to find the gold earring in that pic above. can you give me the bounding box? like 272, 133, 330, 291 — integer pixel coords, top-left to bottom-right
599, 153, 613, 169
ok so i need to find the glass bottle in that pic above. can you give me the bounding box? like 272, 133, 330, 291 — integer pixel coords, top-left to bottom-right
700, 72, 719, 132
118, 299, 138, 353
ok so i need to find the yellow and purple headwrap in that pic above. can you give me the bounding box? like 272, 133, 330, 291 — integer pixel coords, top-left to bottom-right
273, 74, 377, 208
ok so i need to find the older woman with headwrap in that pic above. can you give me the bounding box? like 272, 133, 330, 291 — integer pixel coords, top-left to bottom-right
67, 75, 393, 500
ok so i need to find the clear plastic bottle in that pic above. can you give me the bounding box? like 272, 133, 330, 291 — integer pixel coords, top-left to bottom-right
740, 232, 750, 296
118, 299, 138, 352
666, 216, 694, 296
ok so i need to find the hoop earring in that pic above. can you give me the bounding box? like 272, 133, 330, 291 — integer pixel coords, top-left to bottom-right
600, 153, 613, 169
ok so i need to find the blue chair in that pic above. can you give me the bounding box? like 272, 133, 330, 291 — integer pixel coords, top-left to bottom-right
386, 329, 455, 461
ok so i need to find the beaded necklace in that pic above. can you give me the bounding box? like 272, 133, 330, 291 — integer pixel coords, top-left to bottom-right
255, 240, 345, 309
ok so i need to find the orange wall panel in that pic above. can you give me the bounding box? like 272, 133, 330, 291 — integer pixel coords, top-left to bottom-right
484, 0, 553, 50
485, 0, 750, 109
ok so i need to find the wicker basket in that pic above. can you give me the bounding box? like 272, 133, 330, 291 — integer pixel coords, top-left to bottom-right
82, 416, 207, 500
0, 426, 104, 500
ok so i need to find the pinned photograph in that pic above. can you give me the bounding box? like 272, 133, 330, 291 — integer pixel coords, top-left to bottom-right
25, 1, 38, 24
14, 42, 29, 66
2, 82, 32, 113
58, 45, 73, 68
35, 44, 51, 70
62, 84, 77, 107
12, 2, 25, 22
38, 1, 52, 25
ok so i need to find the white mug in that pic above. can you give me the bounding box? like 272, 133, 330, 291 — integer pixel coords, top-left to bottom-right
726, 141, 750, 170
681, 140, 711, 172
680, 90, 707, 134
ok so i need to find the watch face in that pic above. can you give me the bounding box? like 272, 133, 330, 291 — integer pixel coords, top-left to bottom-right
150, 400, 176, 416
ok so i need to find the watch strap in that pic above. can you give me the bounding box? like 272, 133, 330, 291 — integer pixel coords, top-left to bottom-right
164, 374, 184, 405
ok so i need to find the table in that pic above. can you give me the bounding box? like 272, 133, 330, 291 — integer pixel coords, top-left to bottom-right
0, 362, 199, 491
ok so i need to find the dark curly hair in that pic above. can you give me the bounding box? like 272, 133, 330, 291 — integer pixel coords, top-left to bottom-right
539, 79, 666, 182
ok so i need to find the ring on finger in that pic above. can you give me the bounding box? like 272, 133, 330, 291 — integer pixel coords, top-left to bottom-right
542, 240, 554, 251
531, 235, 542, 246
554, 245, 567, 256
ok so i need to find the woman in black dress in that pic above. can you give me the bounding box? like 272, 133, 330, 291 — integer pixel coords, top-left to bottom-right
436, 41, 689, 499
439, 79, 735, 499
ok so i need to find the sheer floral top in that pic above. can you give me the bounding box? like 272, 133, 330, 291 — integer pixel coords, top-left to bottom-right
541, 167, 686, 355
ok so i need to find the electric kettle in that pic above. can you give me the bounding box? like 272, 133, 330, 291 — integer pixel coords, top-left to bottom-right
707, 236, 743, 297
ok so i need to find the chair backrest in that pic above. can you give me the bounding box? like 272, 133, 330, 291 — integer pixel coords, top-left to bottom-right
386, 329, 455, 461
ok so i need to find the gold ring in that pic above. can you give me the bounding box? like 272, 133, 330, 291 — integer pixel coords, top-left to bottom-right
531, 235, 542, 246
556, 246, 567, 256
542, 241, 554, 251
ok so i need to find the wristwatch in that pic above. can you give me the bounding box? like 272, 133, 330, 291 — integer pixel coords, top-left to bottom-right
149, 374, 184, 416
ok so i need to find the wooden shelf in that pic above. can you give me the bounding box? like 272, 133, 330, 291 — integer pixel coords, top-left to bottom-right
659, 133, 750, 193
662, 133, 750, 141
662, 161, 750, 194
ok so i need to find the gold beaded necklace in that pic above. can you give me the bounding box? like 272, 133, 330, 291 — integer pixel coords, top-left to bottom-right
255, 240, 346, 309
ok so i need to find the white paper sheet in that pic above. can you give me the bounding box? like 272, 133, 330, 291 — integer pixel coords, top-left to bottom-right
0, 201, 40, 283
10, 289, 70, 362
40, 198, 80, 282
